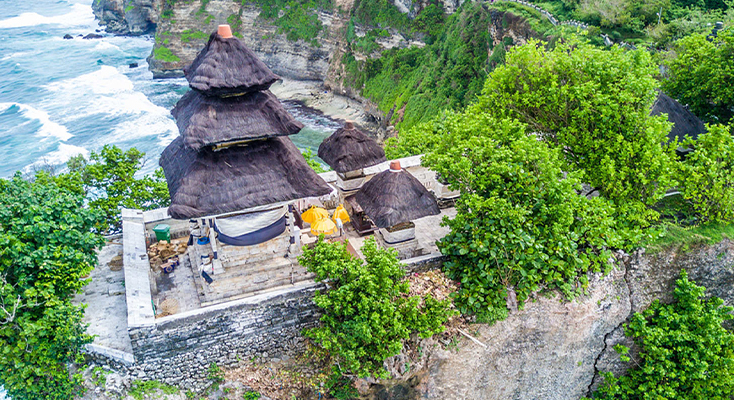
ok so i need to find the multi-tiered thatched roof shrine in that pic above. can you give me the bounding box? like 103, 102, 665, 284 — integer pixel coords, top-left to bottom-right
159, 25, 332, 304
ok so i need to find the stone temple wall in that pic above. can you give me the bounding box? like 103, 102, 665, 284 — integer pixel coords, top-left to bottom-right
126, 282, 322, 391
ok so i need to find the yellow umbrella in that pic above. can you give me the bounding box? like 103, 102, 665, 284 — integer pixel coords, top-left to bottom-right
311, 217, 337, 235
302, 206, 328, 224
332, 204, 350, 224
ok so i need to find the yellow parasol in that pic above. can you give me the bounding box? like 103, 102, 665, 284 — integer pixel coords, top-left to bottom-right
332, 204, 350, 224
310, 217, 337, 235
301, 206, 328, 224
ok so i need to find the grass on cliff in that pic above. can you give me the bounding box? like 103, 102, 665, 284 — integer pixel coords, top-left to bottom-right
154, 45, 181, 62
644, 222, 734, 254
253, 0, 333, 46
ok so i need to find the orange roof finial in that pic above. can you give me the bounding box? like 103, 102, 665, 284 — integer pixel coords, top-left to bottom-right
389, 160, 401, 172
218, 25, 233, 39
344, 121, 354, 129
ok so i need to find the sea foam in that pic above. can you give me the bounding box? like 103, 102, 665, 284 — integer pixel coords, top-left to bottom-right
0, 102, 72, 141
0, 3, 95, 29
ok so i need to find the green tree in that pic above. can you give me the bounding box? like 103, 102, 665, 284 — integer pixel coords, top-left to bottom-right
299, 238, 453, 378
477, 40, 676, 226
676, 124, 734, 223
0, 173, 105, 400
663, 28, 734, 125
589, 270, 734, 399
421, 110, 621, 322
64, 145, 170, 233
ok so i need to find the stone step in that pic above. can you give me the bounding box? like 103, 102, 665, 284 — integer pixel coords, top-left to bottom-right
200, 272, 315, 306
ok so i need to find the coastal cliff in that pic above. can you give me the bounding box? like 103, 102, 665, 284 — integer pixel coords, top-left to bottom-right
92, 0, 163, 35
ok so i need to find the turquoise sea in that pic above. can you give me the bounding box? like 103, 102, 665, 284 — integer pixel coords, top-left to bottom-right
0, 0, 336, 179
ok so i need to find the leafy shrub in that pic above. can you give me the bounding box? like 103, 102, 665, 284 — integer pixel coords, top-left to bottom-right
61, 145, 170, 233
302, 149, 328, 173
181, 29, 208, 42
0, 174, 105, 400
421, 111, 621, 322
299, 238, 454, 378
588, 270, 734, 399
477, 40, 676, 227
664, 28, 734, 125
676, 124, 734, 224
243, 391, 262, 400
254, 0, 332, 46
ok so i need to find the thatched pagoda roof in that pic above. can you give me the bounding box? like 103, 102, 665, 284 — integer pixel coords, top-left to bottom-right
160, 136, 333, 219
172, 89, 303, 151
184, 31, 280, 96
318, 122, 386, 173
651, 92, 707, 143
354, 161, 439, 228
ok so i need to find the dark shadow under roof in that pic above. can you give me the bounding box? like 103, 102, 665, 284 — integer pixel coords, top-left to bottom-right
160, 136, 333, 219
184, 31, 280, 96
355, 169, 439, 229
172, 90, 303, 151
652, 92, 707, 143
318, 123, 386, 173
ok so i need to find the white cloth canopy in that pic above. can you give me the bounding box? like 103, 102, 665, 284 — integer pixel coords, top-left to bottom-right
214, 206, 287, 237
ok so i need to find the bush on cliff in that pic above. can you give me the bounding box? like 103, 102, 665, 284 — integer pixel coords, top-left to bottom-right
663, 28, 734, 125
476, 40, 675, 226
588, 270, 734, 399
421, 110, 621, 323
676, 124, 734, 224
299, 238, 453, 378
58, 145, 170, 234
0, 173, 105, 400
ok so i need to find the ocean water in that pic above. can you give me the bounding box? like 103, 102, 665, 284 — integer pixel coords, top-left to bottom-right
0, 0, 336, 178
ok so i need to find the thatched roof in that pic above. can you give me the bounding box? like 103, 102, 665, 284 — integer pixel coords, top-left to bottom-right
354, 162, 439, 228
318, 122, 386, 173
172, 89, 303, 151
651, 92, 707, 143
184, 31, 280, 96
159, 136, 333, 219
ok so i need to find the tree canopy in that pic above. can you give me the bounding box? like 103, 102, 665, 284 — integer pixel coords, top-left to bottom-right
663, 28, 734, 125
476, 40, 675, 221
420, 109, 621, 322
299, 238, 453, 378
0, 173, 104, 400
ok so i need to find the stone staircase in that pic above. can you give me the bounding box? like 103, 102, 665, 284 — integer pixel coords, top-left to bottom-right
188, 233, 314, 307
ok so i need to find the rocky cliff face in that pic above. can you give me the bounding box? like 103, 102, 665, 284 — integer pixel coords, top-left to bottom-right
146, 0, 335, 79
403, 240, 734, 400
92, 0, 162, 35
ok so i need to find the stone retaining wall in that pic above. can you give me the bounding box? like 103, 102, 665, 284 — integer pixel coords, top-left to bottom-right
126, 282, 323, 391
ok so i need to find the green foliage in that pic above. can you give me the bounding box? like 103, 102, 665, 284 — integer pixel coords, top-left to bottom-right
154, 45, 181, 62
344, 3, 492, 132
323, 367, 359, 399
243, 391, 262, 400
0, 174, 105, 400
420, 111, 620, 322
477, 40, 675, 225
181, 29, 208, 42
352, 0, 415, 33
91, 366, 110, 387
128, 380, 179, 400
253, 0, 333, 46
227, 13, 243, 35
299, 238, 454, 378
588, 270, 734, 399
676, 124, 734, 223
664, 28, 734, 125
63, 145, 171, 233
207, 362, 224, 384
302, 149, 328, 173
125, 4, 135, 12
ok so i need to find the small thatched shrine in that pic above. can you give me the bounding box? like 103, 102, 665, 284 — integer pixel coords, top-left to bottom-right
159, 24, 332, 287
353, 160, 440, 258
651, 92, 707, 156
318, 121, 386, 195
